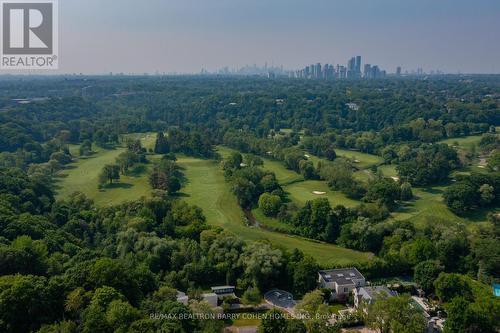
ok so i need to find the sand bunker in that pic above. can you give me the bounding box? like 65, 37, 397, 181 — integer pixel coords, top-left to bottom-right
312, 191, 326, 195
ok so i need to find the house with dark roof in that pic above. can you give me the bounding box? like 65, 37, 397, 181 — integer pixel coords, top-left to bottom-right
318, 268, 365, 300
353, 286, 397, 308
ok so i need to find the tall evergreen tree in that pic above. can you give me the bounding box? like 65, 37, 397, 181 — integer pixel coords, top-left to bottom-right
154, 132, 169, 154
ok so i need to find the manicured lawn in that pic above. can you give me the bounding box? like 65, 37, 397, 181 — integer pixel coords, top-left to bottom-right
307, 150, 382, 171
177, 155, 246, 231
177, 153, 372, 266
353, 169, 375, 182
263, 158, 303, 185
217, 146, 303, 185
439, 135, 483, 152
284, 180, 359, 208
56, 133, 160, 206
333, 148, 383, 169
390, 186, 463, 225
308, 149, 383, 170
58, 142, 372, 265
377, 164, 398, 178
55, 145, 155, 206
124, 132, 157, 151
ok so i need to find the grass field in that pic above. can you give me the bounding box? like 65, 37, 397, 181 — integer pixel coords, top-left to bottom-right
57, 141, 372, 265
308, 148, 383, 170
390, 186, 461, 223
439, 135, 483, 152
334, 148, 383, 169
125, 132, 157, 150
283, 180, 359, 208
56, 133, 159, 206
377, 164, 398, 178
217, 146, 303, 185
55, 146, 154, 206
178, 151, 372, 266
353, 169, 375, 182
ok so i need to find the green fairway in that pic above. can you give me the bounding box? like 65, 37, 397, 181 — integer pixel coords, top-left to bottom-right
124, 132, 157, 151
311, 148, 384, 169
439, 135, 483, 152
177, 153, 372, 266
56, 142, 373, 266
56, 145, 154, 206
378, 164, 398, 178
217, 145, 303, 184
390, 186, 463, 225
353, 169, 375, 182
334, 148, 383, 168
308, 149, 383, 169
56, 133, 159, 206
263, 158, 303, 184
283, 180, 359, 208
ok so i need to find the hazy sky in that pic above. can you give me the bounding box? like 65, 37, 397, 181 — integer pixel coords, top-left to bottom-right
54, 0, 500, 74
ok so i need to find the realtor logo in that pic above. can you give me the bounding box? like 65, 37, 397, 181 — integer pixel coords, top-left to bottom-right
1, 0, 58, 69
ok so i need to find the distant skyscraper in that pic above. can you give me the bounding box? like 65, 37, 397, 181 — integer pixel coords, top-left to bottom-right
339, 65, 347, 79
347, 57, 355, 72
323, 64, 329, 79
315, 63, 322, 79
355, 56, 362, 75
396, 66, 402, 76
347, 57, 356, 79
347, 56, 362, 79
371, 65, 380, 78
364, 64, 371, 78
328, 64, 335, 79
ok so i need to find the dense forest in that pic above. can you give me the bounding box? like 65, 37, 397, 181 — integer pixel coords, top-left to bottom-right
0, 75, 499, 333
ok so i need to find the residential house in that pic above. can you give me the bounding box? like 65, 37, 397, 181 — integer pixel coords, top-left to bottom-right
353, 286, 397, 308
318, 268, 365, 300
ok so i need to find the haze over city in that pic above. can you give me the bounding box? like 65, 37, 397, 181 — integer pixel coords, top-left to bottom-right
4, 0, 500, 74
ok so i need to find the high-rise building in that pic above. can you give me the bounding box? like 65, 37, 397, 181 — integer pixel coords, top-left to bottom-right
347, 56, 362, 79
315, 63, 322, 79
347, 57, 355, 79
347, 57, 355, 71
339, 65, 347, 79
328, 64, 335, 79
355, 56, 362, 75
371, 65, 380, 78
364, 64, 371, 78
323, 64, 329, 79
396, 66, 402, 76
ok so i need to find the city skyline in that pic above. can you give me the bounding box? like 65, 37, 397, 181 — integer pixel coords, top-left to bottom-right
2, 0, 500, 74
203, 56, 441, 79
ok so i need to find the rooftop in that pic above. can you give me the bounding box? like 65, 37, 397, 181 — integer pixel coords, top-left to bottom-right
319, 267, 364, 285
211, 285, 235, 291
264, 289, 296, 309
357, 286, 397, 300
